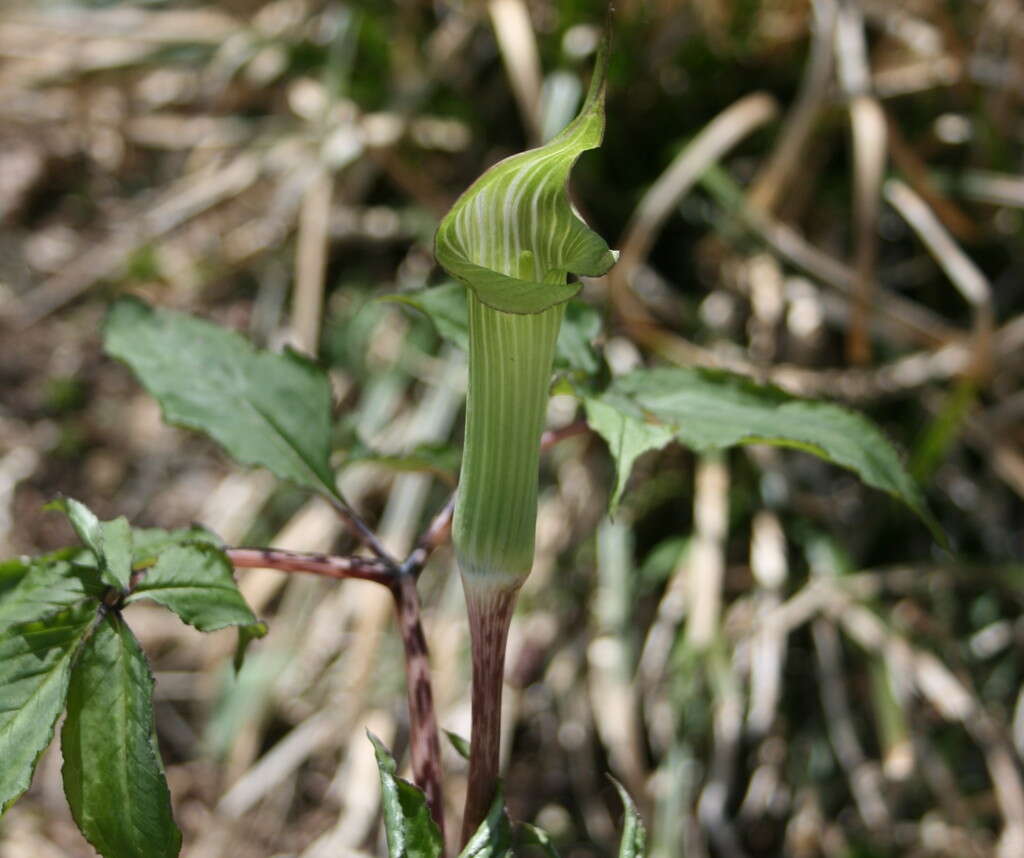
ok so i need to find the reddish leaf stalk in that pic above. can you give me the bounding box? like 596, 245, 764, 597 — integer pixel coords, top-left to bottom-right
324, 495, 396, 562
402, 495, 456, 578
226, 545, 446, 838
539, 417, 589, 450
226, 547, 394, 585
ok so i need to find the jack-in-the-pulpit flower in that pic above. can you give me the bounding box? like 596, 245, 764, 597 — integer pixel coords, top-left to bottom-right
436, 49, 616, 593
435, 43, 615, 842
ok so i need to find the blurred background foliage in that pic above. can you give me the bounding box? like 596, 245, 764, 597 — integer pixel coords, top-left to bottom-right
1, 0, 1024, 856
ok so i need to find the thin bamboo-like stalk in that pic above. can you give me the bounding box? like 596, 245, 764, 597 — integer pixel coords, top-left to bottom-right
747, 0, 838, 214
614, 92, 779, 286
884, 178, 995, 381
846, 95, 886, 366
488, 0, 543, 143
685, 455, 729, 650
291, 171, 333, 356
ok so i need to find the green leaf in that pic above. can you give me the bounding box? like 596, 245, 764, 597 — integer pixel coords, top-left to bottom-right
104, 297, 338, 497
0, 605, 95, 813
435, 42, 616, 315
585, 367, 940, 538
369, 732, 443, 858
49, 497, 133, 589
126, 542, 264, 671
0, 550, 105, 629
388, 284, 602, 375
443, 729, 471, 761
384, 282, 469, 351
458, 788, 514, 858
554, 300, 602, 375
61, 614, 181, 858
0, 557, 31, 600
610, 777, 646, 858
516, 822, 562, 857
584, 395, 674, 514
233, 620, 268, 673
126, 544, 258, 634
130, 525, 221, 565
99, 517, 132, 589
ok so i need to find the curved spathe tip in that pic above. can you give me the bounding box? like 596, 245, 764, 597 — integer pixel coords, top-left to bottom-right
435, 38, 616, 315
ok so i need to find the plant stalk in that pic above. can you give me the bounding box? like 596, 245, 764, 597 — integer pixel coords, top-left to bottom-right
227, 546, 447, 836
461, 585, 518, 844
226, 547, 393, 585
435, 42, 614, 842
455, 290, 564, 844
393, 571, 446, 839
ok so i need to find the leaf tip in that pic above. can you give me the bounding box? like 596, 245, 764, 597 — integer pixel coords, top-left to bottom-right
367, 730, 395, 769
444, 729, 471, 761
233, 621, 267, 673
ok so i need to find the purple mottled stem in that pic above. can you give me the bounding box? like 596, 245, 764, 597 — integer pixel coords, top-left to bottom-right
461, 586, 518, 845
324, 495, 396, 563
393, 572, 446, 839
226, 547, 395, 585
229, 548, 446, 835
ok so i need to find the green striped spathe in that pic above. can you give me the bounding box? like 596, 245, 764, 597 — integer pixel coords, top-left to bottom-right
454, 294, 564, 586
436, 44, 615, 587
